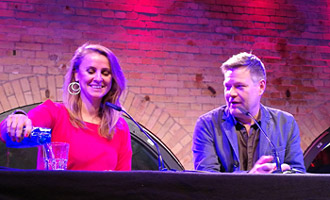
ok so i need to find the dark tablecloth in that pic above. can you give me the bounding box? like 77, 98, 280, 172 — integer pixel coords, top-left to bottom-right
0, 169, 329, 200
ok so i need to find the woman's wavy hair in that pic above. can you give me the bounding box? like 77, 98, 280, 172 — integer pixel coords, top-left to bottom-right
63, 43, 126, 139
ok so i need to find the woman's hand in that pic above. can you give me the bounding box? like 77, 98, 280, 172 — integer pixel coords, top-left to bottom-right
5, 114, 33, 142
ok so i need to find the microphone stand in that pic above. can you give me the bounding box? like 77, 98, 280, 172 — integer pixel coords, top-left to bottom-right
237, 107, 282, 173
105, 102, 167, 171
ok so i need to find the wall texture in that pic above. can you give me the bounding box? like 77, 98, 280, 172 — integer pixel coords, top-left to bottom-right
0, 0, 329, 170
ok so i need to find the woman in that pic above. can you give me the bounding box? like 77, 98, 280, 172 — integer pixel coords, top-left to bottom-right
0, 43, 132, 171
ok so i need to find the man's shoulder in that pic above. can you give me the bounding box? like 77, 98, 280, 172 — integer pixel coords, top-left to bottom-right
261, 105, 295, 120
198, 105, 227, 120
194, 105, 227, 132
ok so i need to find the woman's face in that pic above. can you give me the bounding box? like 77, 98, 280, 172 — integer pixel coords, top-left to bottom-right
75, 52, 112, 104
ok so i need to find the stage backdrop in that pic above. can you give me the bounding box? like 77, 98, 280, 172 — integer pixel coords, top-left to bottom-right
0, 0, 329, 170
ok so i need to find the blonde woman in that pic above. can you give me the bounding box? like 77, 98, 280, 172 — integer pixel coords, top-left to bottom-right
1, 43, 132, 171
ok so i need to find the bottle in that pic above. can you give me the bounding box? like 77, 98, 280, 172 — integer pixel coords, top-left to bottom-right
6, 127, 52, 148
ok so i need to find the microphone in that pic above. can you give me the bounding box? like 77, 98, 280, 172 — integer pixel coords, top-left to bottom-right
237, 107, 282, 173
105, 102, 167, 171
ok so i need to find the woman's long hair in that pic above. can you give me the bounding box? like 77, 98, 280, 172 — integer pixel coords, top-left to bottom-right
63, 43, 126, 139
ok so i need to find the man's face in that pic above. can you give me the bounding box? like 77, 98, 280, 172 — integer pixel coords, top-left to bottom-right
223, 67, 265, 118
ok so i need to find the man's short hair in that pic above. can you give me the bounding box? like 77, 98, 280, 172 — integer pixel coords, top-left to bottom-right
220, 52, 266, 83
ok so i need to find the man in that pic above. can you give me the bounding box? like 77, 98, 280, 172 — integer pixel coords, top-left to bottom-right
192, 52, 306, 173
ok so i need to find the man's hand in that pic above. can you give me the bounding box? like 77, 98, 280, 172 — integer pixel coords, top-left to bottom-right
248, 155, 291, 174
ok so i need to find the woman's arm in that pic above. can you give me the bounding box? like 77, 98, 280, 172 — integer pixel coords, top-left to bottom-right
0, 111, 33, 143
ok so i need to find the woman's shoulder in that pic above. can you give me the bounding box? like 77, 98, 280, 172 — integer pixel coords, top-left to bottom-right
116, 117, 129, 131
27, 100, 68, 127
40, 99, 66, 110
30, 99, 67, 116
114, 117, 131, 146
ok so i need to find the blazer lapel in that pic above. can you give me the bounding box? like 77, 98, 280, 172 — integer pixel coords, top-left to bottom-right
259, 105, 273, 157
222, 111, 239, 164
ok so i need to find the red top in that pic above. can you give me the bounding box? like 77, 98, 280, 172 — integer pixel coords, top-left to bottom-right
4, 100, 132, 171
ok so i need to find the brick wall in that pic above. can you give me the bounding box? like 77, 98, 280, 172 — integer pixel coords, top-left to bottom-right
0, 0, 329, 170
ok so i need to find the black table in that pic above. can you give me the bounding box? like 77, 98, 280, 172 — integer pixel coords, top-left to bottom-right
0, 169, 329, 200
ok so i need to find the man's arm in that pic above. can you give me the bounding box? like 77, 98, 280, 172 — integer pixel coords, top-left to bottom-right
250, 117, 305, 174
284, 119, 306, 172
192, 116, 221, 172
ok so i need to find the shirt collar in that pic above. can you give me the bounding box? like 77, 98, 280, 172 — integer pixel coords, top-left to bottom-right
223, 105, 262, 126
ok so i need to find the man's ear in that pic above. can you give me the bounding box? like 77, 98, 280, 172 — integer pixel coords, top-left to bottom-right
259, 79, 266, 96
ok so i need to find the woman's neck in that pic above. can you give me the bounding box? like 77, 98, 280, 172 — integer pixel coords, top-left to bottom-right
80, 98, 102, 124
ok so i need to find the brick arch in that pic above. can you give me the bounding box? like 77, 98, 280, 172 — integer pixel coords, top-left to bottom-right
0, 75, 63, 112
298, 100, 330, 151
0, 75, 193, 170
122, 91, 193, 170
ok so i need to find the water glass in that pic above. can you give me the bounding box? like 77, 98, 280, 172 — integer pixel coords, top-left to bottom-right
43, 142, 69, 170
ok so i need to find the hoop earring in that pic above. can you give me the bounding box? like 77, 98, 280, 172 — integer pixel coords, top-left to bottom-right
68, 81, 81, 95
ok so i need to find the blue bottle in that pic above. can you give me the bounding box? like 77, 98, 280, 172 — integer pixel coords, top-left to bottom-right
6, 127, 52, 148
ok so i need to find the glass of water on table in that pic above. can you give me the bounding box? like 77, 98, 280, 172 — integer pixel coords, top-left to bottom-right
43, 142, 69, 170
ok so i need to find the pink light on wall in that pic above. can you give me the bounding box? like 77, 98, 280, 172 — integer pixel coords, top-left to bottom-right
134, 4, 158, 14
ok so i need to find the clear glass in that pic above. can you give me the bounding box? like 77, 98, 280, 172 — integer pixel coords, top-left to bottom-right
43, 142, 69, 170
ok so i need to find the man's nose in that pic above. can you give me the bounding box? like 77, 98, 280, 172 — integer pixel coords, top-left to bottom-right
228, 87, 237, 96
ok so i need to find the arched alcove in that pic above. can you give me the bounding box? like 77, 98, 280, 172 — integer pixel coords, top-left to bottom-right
297, 100, 330, 151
